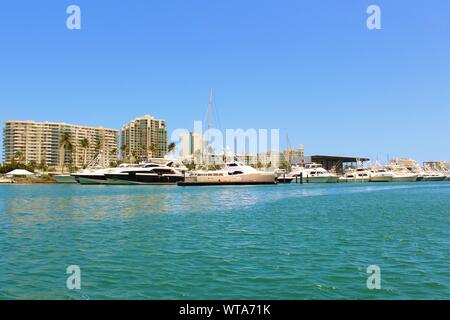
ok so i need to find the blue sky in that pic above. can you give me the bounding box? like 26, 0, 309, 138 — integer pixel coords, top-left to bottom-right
1, 0, 449, 162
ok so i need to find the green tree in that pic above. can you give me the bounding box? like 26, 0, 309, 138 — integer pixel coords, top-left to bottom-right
121, 143, 128, 161
59, 131, 73, 172
278, 160, 290, 170
167, 142, 176, 154
13, 150, 25, 164
80, 138, 90, 167
148, 144, 157, 159
131, 149, 139, 164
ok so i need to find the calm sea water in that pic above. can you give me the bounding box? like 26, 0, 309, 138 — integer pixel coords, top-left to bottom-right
0, 182, 449, 299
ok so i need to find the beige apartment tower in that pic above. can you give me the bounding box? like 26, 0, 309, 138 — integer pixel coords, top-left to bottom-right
120, 115, 168, 161
3, 120, 119, 168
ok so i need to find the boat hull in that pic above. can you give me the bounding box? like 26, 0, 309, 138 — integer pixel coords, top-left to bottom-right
75, 175, 109, 185
105, 173, 184, 185
276, 176, 293, 184
370, 176, 393, 182
339, 177, 370, 182
422, 176, 446, 181
180, 173, 275, 186
391, 176, 417, 182
302, 175, 333, 183
327, 176, 339, 183
53, 175, 77, 184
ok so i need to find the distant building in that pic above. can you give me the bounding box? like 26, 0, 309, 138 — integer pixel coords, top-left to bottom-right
121, 115, 168, 160
180, 132, 204, 159
3, 120, 118, 168
286, 145, 305, 165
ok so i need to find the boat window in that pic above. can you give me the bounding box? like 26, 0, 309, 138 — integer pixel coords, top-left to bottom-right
152, 169, 173, 175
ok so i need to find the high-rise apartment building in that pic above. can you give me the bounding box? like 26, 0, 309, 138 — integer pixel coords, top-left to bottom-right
120, 115, 168, 160
180, 132, 204, 159
3, 120, 118, 168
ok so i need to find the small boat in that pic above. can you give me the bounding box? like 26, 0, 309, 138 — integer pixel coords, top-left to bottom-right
274, 169, 293, 184
276, 175, 294, 184
179, 162, 275, 186
0, 177, 13, 184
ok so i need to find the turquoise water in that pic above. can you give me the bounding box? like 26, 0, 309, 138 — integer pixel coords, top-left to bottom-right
0, 182, 449, 299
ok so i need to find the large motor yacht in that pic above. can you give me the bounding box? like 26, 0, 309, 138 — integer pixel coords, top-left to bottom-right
289, 163, 338, 183
104, 163, 184, 185
179, 162, 275, 185
72, 164, 137, 185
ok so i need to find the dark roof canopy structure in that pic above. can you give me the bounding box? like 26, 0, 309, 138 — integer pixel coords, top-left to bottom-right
304, 155, 370, 173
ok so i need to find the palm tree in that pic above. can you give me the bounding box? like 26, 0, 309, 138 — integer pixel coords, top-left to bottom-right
80, 138, 90, 167
14, 150, 25, 164
141, 145, 149, 162
94, 138, 103, 154
59, 131, 73, 172
120, 143, 128, 161
167, 142, 176, 154
110, 147, 118, 165
131, 149, 139, 163
148, 144, 157, 159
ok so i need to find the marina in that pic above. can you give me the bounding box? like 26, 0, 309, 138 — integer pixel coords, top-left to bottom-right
44, 158, 450, 187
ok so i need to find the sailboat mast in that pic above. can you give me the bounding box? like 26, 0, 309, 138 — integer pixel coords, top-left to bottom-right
203, 88, 213, 168
208, 88, 213, 132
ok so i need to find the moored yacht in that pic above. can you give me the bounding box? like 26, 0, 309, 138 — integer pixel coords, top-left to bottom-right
72, 164, 137, 185
179, 162, 275, 186
385, 164, 417, 182
421, 171, 446, 181
339, 168, 370, 182
369, 167, 393, 182
104, 163, 184, 185
289, 163, 338, 183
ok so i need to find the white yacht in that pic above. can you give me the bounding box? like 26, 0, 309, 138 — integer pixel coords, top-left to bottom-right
385, 164, 418, 182
179, 162, 275, 185
339, 168, 371, 182
393, 159, 427, 181
72, 164, 137, 185
289, 163, 338, 183
369, 167, 393, 182
422, 171, 446, 181
422, 162, 447, 181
